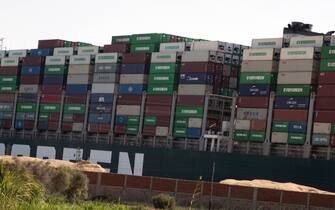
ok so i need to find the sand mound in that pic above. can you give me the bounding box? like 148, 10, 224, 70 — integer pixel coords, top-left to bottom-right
0, 155, 107, 173
220, 179, 334, 195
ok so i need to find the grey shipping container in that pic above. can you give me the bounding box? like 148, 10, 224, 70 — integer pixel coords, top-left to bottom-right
241, 60, 278, 72
313, 122, 331, 134
229, 77, 238, 89
188, 118, 202, 128
119, 74, 147, 84
178, 84, 213, 95
69, 55, 91, 65
45, 56, 66, 65
91, 84, 117, 94
271, 132, 288, 143
236, 108, 268, 120
279, 60, 319, 72
155, 126, 169, 136
0, 103, 14, 112
277, 72, 317, 84
116, 105, 141, 116
72, 123, 84, 131
19, 85, 39, 93
67, 74, 91, 84
95, 64, 120, 73
151, 52, 178, 63
181, 51, 217, 62
235, 120, 251, 130
68, 65, 93, 74
93, 73, 118, 83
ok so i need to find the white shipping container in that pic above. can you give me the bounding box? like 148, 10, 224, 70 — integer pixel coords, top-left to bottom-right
8, 50, 27, 57
271, 132, 288, 144
0, 57, 19, 67
95, 53, 119, 64
119, 74, 147, 84
63, 148, 83, 161
236, 108, 268, 120
155, 126, 169, 136
313, 122, 331, 134
72, 123, 84, 131
0, 50, 5, 58
69, 55, 91, 65
77, 46, 99, 55
289, 36, 323, 48
92, 83, 117, 93
151, 52, 178, 63
0, 143, 5, 156
68, 64, 92, 74
19, 85, 39, 93
235, 120, 251, 130
280, 47, 314, 60
277, 72, 316, 84
241, 60, 278, 72
242, 48, 274, 61
45, 56, 66, 65
331, 36, 335, 46
67, 74, 91, 84
188, 118, 202, 128
279, 60, 318, 72
93, 73, 118, 83
251, 38, 283, 49
182, 51, 217, 62
191, 41, 225, 52
36, 146, 56, 160
160, 42, 186, 52
11, 144, 30, 157
178, 84, 213, 95
53, 47, 74, 56
116, 105, 141, 116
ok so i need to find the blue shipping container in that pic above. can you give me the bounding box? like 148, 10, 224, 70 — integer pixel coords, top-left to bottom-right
186, 128, 201, 139
116, 116, 127, 125
90, 93, 114, 104
179, 73, 213, 84
121, 64, 148, 74
119, 84, 145, 95
43, 75, 64, 84
21, 66, 44, 75
288, 121, 307, 133
239, 84, 271, 96
89, 103, 113, 112
17, 93, 38, 103
15, 120, 24, 129
30, 48, 53, 57
275, 96, 309, 109
88, 113, 111, 124
66, 84, 89, 94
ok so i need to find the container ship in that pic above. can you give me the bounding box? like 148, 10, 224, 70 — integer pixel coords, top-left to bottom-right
1, 22, 335, 192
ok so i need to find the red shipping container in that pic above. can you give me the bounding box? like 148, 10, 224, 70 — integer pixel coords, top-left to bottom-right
47, 121, 58, 131
65, 95, 87, 104
99, 124, 110, 133
73, 114, 85, 122
0, 94, 15, 102
22, 57, 44, 66
20, 75, 41, 84
42, 85, 63, 94
250, 120, 267, 131
231, 66, 238, 77
103, 44, 130, 53
156, 116, 170, 126
146, 95, 172, 106
145, 105, 171, 117
318, 72, 335, 85
317, 85, 335, 97
40, 94, 62, 103
38, 39, 64, 49
177, 95, 204, 106
48, 113, 60, 122
314, 110, 335, 123
273, 109, 308, 121
24, 120, 34, 130
114, 125, 126, 134
315, 97, 335, 110
1, 120, 12, 129
331, 135, 335, 147
88, 124, 99, 133
237, 96, 269, 108
0, 67, 19, 75
61, 122, 72, 132
181, 62, 215, 74
117, 95, 142, 105
122, 53, 150, 64
142, 126, 156, 136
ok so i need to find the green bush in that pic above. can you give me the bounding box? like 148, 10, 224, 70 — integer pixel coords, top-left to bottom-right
152, 193, 176, 210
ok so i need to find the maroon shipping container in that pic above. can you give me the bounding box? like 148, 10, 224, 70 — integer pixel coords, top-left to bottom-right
231, 66, 238, 77
117, 95, 142, 105
331, 135, 335, 147
314, 110, 335, 123
145, 105, 171, 117
156, 116, 170, 126
318, 72, 335, 85
24, 120, 34, 130
142, 126, 156, 136
38, 39, 64, 49
0, 93, 15, 102
48, 113, 60, 122
122, 53, 150, 64
22, 57, 44, 66
250, 120, 267, 131
1, 120, 11, 129
177, 95, 204, 106
237, 96, 269, 108
47, 121, 58, 131
181, 62, 216, 74
65, 95, 87, 104
20, 75, 41, 84
114, 125, 126, 134
317, 85, 335, 97
73, 114, 85, 122
146, 95, 173, 106
273, 109, 308, 121
0, 67, 19, 75
88, 124, 99, 133
103, 44, 130, 53
99, 124, 110, 133
42, 85, 63, 94
61, 122, 72, 132
315, 97, 335, 110
40, 94, 62, 104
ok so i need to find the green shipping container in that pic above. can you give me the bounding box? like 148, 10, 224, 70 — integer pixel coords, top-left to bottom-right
17, 103, 36, 113
175, 106, 204, 118
331, 124, 335, 135
131, 33, 170, 44
239, 72, 275, 85
288, 133, 305, 145
144, 116, 156, 126
249, 131, 265, 142
147, 84, 175, 95
0, 76, 17, 84
174, 127, 187, 137
174, 117, 188, 127
276, 84, 312, 96
272, 121, 289, 132
150, 63, 180, 74
63, 104, 85, 114
127, 116, 139, 125
0, 85, 16, 93
321, 46, 335, 59
45, 66, 67, 75
130, 43, 159, 53
148, 73, 176, 84
112, 35, 131, 44
40, 104, 60, 113
320, 59, 335, 72
126, 126, 138, 134
234, 130, 249, 142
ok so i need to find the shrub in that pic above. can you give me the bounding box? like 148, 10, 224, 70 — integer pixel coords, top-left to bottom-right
152, 194, 176, 210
